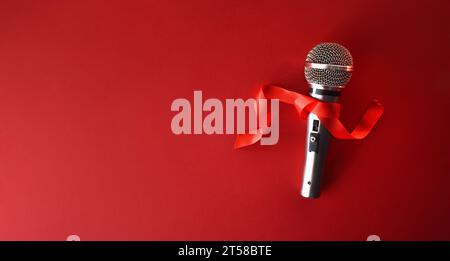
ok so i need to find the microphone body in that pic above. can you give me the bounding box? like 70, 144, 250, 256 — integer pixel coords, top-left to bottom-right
301, 86, 340, 198
300, 43, 353, 198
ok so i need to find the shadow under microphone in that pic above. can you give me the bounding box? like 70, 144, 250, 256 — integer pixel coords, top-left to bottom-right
301, 43, 353, 198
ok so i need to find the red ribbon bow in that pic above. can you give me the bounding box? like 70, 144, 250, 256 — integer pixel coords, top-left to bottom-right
234, 84, 384, 149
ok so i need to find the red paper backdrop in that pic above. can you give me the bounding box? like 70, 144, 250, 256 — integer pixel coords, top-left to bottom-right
0, 0, 449, 240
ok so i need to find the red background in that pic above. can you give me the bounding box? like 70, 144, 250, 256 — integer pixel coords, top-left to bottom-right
0, 0, 449, 240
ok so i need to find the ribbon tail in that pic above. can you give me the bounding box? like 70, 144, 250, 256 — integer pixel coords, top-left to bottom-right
350, 99, 385, 139
321, 99, 385, 140
234, 132, 264, 149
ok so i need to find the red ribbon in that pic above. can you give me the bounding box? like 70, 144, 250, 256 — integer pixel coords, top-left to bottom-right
234, 84, 384, 149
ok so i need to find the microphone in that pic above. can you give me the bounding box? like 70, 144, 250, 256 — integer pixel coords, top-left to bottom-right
301, 43, 353, 198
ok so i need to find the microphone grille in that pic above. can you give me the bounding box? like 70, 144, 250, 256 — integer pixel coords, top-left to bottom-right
304, 43, 353, 87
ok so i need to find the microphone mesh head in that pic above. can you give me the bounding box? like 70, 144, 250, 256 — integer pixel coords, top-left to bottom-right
304, 43, 353, 87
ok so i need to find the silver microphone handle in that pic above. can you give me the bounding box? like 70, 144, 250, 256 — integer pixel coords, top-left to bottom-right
301, 112, 331, 198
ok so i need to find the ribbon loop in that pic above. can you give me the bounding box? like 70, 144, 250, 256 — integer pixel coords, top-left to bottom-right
234, 84, 384, 149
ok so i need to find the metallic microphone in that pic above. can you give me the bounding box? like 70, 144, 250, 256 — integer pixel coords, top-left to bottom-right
301, 43, 353, 198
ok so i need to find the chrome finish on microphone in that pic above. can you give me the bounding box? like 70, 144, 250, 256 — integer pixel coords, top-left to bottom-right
301, 112, 331, 198
308, 83, 345, 90
305, 62, 353, 72
301, 84, 337, 198
308, 84, 341, 103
